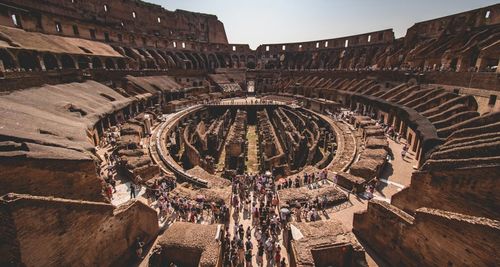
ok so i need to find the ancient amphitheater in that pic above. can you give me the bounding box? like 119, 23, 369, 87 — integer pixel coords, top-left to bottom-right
0, 1, 499, 267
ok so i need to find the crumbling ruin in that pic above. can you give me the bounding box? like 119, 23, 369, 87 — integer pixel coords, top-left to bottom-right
0, 1, 498, 266
224, 109, 248, 176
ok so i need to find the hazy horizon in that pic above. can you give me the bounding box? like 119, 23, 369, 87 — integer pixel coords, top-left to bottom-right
148, 0, 498, 49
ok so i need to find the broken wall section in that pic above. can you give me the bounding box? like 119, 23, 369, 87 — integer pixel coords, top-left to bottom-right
225, 109, 248, 176
353, 200, 500, 267
0, 194, 159, 267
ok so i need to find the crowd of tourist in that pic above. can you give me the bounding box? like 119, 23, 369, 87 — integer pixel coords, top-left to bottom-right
100, 150, 122, 201
222, 172, 288, 267
276, 170, 328, 190
144, 176, 230, 225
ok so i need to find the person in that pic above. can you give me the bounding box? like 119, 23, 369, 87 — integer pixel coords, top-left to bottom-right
280, 257, 287, 267
130, 182, 136, 199
275, 247, 281, 266
245, 249, 252, 267
106, 183, 113, 200
369, 185, 375, 199
238, 242, 245, 266
109, 177, 117, 193
256, 245, 264, 266
245, 238, 253, 251
135, 238, 145, 259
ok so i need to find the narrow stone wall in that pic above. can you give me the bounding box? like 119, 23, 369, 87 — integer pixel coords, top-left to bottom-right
0, 194, 159, 267
392, 166, 500, 220
354, 200, 500, 267
0, 157, 105, 202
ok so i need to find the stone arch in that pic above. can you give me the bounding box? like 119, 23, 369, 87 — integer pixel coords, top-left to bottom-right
239, 55, 246, 66
17, 51, 41, 71
77, 56, 90, 70
285, 53, 297, 69
231, 54, 239, 68
111, 45, 126, 57
200, 53, 210, 69
294, 52, 305, 69
116, 58, 127, 69
223, 54, 232, 68
122, 47, 136, 59
60, 54, 76, 69
137, 49, 158, 69
194, 52, 208, 69
92, 57, 103, 69
165, 51, 180, 68
43, 53, 59, 70
246, 55, 257, 69
0, 48, 17, 70
155, 50, 169, 66
175, 52, 190, 69
207, 53, 219, 69
148, 49, 168, 69
184, 52, 199, 69
213, 54, 224, 68
105, 58, 116, 69
318, 51, 330, 69
77, 56, 91, 69
123, 47, 145, 69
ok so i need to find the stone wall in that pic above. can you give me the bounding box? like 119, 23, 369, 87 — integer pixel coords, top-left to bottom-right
256, 109, 286, 173
0, 194, 159, 267
392, 166, 500, 220
1, 0, 228, 45
224, 109, 247, 175
353, 200, 500, 267
0, 157, 105, 202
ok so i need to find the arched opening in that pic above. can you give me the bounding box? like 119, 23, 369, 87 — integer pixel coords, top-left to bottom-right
246, 61, 256, 69
17, 51, 41, 71
148, 49, 168, 69
77, 56, 90, 69
165, 51, 180, 67
116, 58, 127, 69
0, 49, 16, 70
175, 52, 189, 69
216, 54, 226, 68
247, 55, 256, 69
43, 53, 59, 70
193, 53, 207, 69
200, 53, 210, 69
239, 55, 246, 66
156, 50, 174, 69
144, 59, 155, 69
184, 53, 198, 69
468, 46, 480, 70
231, 55, 239, 68
105, 58, 116, 69
111, 45, 126, 57
223, 55, 232, 68
60, 54, 76, 69
123, 47, 136, 59
208, 53, 218, 69
92, 57, 103, 69
165, 56, 176, 68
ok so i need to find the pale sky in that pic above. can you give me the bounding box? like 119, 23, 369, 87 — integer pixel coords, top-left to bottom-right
148, 0, 498, 49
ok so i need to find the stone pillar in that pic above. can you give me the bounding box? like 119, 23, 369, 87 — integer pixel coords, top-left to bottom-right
37, 55, 46, 71
0, 60, 5, 77
497, 58, 500, 74
56, 57, 63, 70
